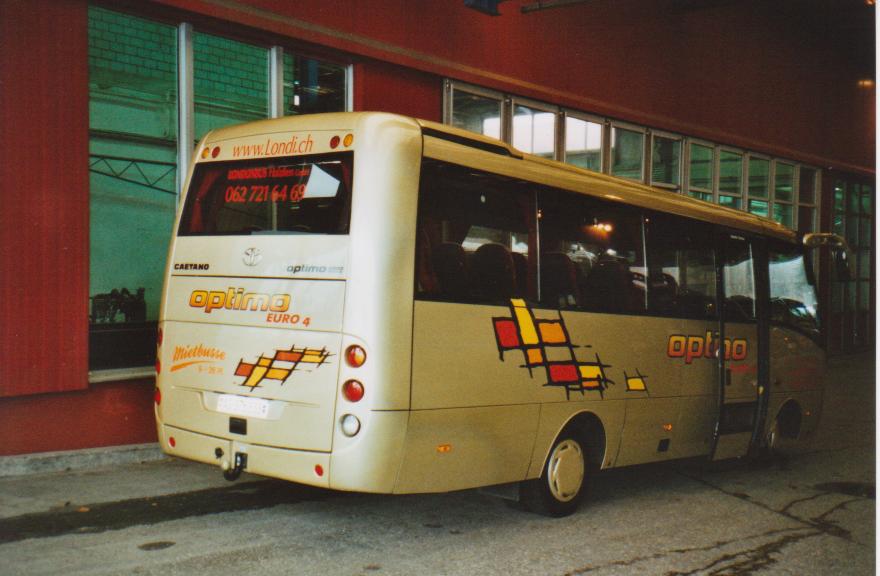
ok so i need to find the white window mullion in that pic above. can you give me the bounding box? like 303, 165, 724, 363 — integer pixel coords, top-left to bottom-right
177, 22, 194, 200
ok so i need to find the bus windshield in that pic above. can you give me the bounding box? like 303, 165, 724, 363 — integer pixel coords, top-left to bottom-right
178, 152, 353, 236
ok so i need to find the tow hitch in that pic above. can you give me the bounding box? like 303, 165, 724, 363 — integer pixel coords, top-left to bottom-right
218, 449, 247, 481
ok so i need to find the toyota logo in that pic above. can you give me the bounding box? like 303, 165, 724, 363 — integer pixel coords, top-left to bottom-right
243, 247, 262, 267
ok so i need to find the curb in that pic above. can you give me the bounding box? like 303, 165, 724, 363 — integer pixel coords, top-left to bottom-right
0, 443, 167, 478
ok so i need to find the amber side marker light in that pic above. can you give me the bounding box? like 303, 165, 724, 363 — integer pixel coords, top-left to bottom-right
345, 345, 367, 368
343, 133, 354, 147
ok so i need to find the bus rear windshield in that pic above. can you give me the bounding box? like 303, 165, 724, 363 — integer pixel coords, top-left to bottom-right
178, 152, 353, 236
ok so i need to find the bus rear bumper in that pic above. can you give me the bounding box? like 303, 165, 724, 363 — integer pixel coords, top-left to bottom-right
160, 423, 331, 489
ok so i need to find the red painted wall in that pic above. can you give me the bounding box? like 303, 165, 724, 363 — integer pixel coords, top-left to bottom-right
0, 0, 90, 397
154, 0, 874, 173
0, 380, 157, 456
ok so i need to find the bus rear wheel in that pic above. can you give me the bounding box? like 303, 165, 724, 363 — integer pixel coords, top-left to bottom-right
520, 432, 587, 517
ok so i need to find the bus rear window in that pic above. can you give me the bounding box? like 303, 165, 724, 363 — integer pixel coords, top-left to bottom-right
178, 152, 352, 236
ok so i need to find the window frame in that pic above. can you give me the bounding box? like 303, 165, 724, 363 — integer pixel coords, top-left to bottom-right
509, 96, 560, 160
609, 120, 647, 183
685, 138, 716, 201
648, 129, 684, 191
561, 109, 606, 172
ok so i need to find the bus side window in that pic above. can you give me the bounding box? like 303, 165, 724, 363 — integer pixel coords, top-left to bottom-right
723, 239, 757, 323
645, 215, 717, 319
537, 189, 646, 314
415, 160, 537, 305
769, 244, 820, 339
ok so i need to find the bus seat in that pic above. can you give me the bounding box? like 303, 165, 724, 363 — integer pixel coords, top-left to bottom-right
511, 251, 528, 298
471, 243, 517, 303
432, 242, 470, 301
541, 252, 580, 309
648, 272, 678, 314
581, 256, 633, 312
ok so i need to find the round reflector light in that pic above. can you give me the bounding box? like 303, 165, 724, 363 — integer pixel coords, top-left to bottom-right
168, 436, 176, 448
345, 345, 367, 368
201, 147, 210, 159
341, 414, 361, 437
342, 379, 365, 403
315, 464, 324, 477
211, 146, 220, 158
154, 387, 162, 405
157, 327, 163, 347
155, 359, 162, 375
343, 133, 354, 147
330, 135, 341, 149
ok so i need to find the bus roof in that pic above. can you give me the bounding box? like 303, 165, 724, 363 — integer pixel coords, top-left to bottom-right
197, 112, 795, 243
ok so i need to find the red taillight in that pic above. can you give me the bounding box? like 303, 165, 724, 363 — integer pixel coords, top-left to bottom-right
342, 379, 365, 403
154, 387, 162, 405
345, 345, 366, 368
314, 464, 324, 477
168, 436, 176, 448
155, 358, 161, 375
330, 135, 341, 149
211, 146, 220, 158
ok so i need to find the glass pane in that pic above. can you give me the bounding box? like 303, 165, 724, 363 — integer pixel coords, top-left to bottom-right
88, 6, 178, 369
194, 33, 268, 141
832, 213, 845, 234
797, 205, 815, 234
748, 199, 769, 218
774, 162, 794, 202
861, 185, 873, 215
651, 135, 681, 186
416, 160, 536, 304
859, 249, 871, 278
833, 181, 846, 212
611, 127, 644, 181
719, 150, 742, 194
859, 281, 870, 311
769, 248, 819, 338
647, 216, 716, 319
747, 157, 769, 198
282, 53, 346, 115
799, 167, 816, 204
538, 190, 646, 314
847, 182, 861, 214
689, 191, 713, 202
179, 153, 353, 236
858, 216, 872, 248
724, 239, 756, 322
689, 143, 713, 191
846, 214, 859, 247
773, 203, 793, 228
513, 105, 555, 158
565, 116, 602, 172
719, 195, 741, 209
452, 90, 502, 139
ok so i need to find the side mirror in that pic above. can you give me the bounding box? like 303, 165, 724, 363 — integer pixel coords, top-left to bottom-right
803, 233, 856, 282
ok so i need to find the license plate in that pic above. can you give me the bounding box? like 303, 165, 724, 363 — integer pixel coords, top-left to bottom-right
216, 394, 270, 419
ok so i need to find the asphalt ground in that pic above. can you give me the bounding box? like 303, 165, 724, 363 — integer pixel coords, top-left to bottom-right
0, 352, 874, 575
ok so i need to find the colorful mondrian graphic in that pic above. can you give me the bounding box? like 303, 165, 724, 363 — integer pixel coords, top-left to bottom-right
493, 299, 647, 398
234, 345, 331, 389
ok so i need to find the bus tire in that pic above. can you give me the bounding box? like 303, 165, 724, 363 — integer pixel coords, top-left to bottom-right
520, 431, 587, 517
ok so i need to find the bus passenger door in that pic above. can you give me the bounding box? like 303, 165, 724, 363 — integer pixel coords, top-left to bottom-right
711, 234, 768, 460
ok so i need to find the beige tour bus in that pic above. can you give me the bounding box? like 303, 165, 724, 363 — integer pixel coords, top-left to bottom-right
155, 112, 848, 516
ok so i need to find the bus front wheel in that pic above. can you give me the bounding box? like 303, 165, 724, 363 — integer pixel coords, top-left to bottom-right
520, 432, 587, 517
